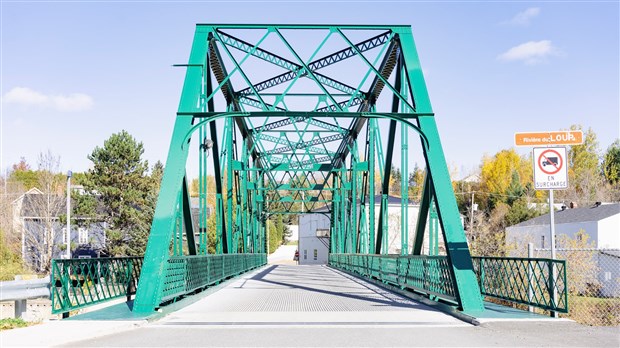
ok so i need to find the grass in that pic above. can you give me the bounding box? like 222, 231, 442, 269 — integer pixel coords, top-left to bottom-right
0, 318, 30, 331
285, 240, 298, 246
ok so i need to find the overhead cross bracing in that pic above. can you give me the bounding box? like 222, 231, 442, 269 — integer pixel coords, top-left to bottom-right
133, 24, 485, 315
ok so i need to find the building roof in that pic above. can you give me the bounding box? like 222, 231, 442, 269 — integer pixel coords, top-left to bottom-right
510, 203, 620, 228
16, 187, 106, 218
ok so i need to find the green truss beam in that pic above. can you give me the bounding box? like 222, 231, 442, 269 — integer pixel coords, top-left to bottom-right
133, 24, 484, 315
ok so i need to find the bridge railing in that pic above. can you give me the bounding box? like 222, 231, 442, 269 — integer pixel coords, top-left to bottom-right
51, 253, 267, 316
329, 254, 458, 304
161, 253, 267, 302
472, 256, 568, 313
51, 257, 143, 315
329, 254, 568, 313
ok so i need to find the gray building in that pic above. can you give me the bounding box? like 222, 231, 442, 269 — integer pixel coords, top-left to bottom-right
12, 188, 106, 271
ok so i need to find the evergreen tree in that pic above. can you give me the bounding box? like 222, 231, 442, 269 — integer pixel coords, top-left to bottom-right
602, 140, 620, 186
84, 130, 155, 256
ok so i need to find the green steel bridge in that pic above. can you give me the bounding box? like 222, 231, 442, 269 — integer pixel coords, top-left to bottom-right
50, 24, 567, 319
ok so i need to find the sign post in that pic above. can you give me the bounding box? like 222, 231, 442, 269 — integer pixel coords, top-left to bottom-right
532, 146, 568, 318
518, 130, 582, 318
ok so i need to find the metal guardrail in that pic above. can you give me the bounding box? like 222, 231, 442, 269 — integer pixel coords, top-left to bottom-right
51, 257, 143, 315
472, 256, 568, 313
0, 276, 51, 319
330, 254, 568, 313
0, 276, 50, 302
329, 254, 458, 304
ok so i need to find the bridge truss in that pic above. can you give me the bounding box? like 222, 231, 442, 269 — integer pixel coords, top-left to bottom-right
133, 24, 485, 313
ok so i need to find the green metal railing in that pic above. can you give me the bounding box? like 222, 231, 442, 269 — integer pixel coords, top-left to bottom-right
161, 253, 267, 302
51, 257, 143, 315
330, 254, 568, 313
51, 253, 266, 315
329, 254, 458, 303
472, 256, 568, 313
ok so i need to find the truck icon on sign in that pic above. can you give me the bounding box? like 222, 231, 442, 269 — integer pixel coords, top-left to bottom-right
542, 157, 559, 166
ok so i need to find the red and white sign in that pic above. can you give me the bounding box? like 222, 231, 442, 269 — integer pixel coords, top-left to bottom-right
533, 147, 568, 190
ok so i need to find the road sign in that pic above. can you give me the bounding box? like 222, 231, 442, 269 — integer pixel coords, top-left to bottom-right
533, 147, 568, 189
515, 131, 583, 147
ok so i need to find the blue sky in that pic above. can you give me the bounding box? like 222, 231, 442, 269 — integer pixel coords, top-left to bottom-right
1, 1, 619, 180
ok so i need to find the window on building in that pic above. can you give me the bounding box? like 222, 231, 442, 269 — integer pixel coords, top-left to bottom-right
304, 249, 307, 260
78, 228, 89, 244
313, 249, 318, 260
316, 229, 330, 238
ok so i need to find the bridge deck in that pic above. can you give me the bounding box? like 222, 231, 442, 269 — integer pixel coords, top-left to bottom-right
26, 264, 615, 347
159, 265, 466, 327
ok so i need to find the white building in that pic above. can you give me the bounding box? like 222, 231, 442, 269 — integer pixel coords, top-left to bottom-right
298, 195, 445, 265
506, 203, 620, 250
298, 212, 330, 264
506, 203, 620, 297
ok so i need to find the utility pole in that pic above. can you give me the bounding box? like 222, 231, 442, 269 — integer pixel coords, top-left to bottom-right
66, 170, 72, 259
470, 192, 475, 236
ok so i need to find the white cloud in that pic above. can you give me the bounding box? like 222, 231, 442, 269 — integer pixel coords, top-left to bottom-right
497, 40, 560, 65
2, 87, 93, 111
505, 7, 541, 26
3, 87, 48, 105
51, 93, 94, 112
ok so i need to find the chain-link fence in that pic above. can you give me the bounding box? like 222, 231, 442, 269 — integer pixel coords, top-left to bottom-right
534, 248, 620, 326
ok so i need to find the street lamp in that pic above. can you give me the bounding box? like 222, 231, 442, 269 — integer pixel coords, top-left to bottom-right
66, 170, 72, 259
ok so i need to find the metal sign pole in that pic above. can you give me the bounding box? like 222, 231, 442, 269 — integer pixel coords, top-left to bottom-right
528, 242, 534, 312
549, 189, 558, 318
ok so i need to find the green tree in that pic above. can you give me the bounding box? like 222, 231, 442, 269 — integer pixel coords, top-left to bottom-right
267, 219, 279, 254
602, 140, 620, 186
602, 140, 620, 201
84, 131, 155, 256
389, 165, 401, 196
8, 158, 38, 190
562, 125, 605, 204
408, 164, 425, 202
0, 228, 25, 280
480, 149, 534, 210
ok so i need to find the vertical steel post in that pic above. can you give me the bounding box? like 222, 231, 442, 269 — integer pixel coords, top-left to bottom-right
369, 120, 376, 254
399, 27, 484, 311
226, 117, 234, 253
528, 242, 534, 312
412, 173, 431, 255
199, 125, 206, 254
182, 175, 197, 255
351, 154, 358, 253
401, 123, 408, 255
133, 28, 209, 313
